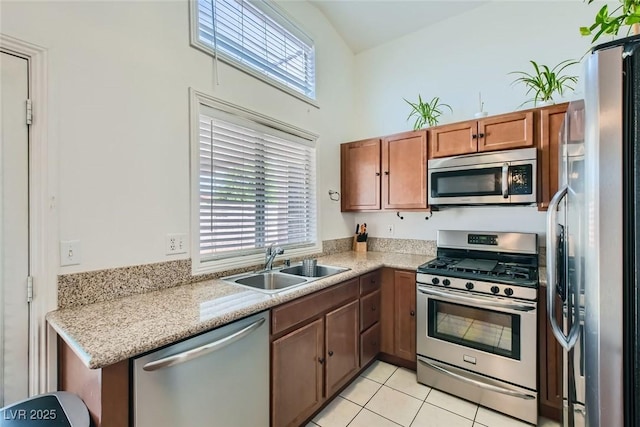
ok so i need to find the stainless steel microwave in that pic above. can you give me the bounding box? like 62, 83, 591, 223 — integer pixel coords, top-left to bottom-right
428, 147, 537, 206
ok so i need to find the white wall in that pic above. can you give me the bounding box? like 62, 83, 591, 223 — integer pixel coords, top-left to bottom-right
1, 0, 356, 273
348, 1, 609, 242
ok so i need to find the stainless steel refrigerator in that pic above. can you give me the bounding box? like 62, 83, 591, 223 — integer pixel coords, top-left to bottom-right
546, 35, 640, 427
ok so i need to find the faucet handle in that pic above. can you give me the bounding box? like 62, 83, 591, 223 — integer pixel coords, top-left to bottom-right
275, 247, 285, 255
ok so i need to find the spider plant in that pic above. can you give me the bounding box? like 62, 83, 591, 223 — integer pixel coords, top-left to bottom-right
580, 0, 640, 43
404, 95, 452, 130
509, 60, 579, 107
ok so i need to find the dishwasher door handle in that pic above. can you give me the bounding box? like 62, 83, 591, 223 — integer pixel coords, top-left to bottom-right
143, 317, 266, 371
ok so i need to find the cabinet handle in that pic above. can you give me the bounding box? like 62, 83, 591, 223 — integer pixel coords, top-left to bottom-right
371, 305, 377, 311
410, 310, 415, 316
328, 351, 334, 357
472, 134, 478, 139
384, 171, 389, 175
478, 133, 485, 138
318, 357, 325, 364
375, 172, 380, 176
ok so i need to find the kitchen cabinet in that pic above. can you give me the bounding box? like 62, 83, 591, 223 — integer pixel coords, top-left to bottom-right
58, 337, 129, 427
340, 138, 381, 211
340, 130, 428, 212
537, 101, 584, 211
359, 270, 381, 367
380, 268, 416, 369
381, 130, 428, 210
538, 284, 563, 421
270, 278, 360, 427
429, 111, 534, 158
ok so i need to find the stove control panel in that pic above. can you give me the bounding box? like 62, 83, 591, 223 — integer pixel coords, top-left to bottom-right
416, 273, 537, 301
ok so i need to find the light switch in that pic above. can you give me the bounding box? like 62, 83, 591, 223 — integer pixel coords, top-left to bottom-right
60, 240, 81, 266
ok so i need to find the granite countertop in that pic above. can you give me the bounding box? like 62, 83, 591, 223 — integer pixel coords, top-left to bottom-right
47, 251, 432, 369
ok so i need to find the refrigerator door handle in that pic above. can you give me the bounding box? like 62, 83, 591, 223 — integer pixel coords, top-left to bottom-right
546, 185, 579, 350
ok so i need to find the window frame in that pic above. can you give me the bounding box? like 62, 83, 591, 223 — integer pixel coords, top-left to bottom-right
189, 0, 318, 108
189, 89, 321, 275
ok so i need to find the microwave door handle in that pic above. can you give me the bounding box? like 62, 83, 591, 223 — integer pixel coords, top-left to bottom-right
502, 163, 509, 198
546, 185, 578, 350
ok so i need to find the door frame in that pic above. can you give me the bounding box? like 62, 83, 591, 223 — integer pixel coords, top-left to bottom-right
1, 34, 58, 397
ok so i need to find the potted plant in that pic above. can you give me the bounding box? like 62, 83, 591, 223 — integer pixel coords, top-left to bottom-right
509, 59, 579, 107
580, 0, 640, 43
404, 95, 452, 130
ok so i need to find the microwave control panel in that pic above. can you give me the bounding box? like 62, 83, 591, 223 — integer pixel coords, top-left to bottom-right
508, 164, 533, 195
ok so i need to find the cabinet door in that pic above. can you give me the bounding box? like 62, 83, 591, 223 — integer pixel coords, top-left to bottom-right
428, 121, 477, 158
394, 270, 416, 364
325, 300, 360, 397
340, 138, 381, 211
477, 111, 534, 152
360, 323, 380, 367
538, 103, 569, 211
537, 284, 563, 421
272, 318, 324, 427
382, 131, 428, 210
360, 290, 381, 331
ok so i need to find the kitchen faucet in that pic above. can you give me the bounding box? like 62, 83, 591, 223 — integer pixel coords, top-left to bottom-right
264, 244, 284, 270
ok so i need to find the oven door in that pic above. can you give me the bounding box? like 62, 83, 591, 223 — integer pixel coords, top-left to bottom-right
417, 284, 537, 390
428, 160, 536, 205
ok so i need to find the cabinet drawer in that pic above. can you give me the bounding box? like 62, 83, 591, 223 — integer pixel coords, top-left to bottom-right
272, 278, 358, 336
359, 270, 381, 296
360, 323, 380, 367
360, 290, 381, 332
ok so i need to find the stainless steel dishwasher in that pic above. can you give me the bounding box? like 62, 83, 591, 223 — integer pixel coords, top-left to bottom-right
133, 311, 269, 427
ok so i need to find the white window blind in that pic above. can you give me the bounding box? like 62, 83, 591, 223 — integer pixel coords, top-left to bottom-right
195, 0, 316, 101
198, 108, 317, 262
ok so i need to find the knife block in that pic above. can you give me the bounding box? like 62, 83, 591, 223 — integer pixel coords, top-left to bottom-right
352, 236, 367, 252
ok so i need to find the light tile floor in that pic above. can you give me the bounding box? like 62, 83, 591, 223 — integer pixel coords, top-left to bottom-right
307, 361, 561, 427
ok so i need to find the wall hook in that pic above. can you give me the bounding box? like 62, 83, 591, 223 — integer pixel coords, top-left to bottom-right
328, 190, 340, 201
396, 212, 404, 220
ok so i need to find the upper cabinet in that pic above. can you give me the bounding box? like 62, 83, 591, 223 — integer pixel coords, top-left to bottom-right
382, 131, 428, 210
340, 138, 381, 211
341, 130, 428, 212
429, 111, 534, 158
537, 103, 569, 211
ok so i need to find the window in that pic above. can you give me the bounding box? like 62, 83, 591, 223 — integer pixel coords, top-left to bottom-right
191, 91, 319, 273
191, 0, 316, 104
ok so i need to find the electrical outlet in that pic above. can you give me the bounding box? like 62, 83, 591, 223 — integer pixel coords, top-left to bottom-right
60, 240, 81, 266
166, 233, 187, 255
386, 224, 394, 236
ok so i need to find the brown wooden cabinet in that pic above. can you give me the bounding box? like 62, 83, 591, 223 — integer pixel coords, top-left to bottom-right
382, 130, 428, 210
359, 270, 381, 367
340, 138, 381, 211
341, 130, 428, 212
538, 284, 563, 421
270, 278, 360, 427
429, 111, 534, 158
379, 268, 416, 369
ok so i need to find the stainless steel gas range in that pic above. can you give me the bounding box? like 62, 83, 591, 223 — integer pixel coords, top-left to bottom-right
416, 230, 538, 425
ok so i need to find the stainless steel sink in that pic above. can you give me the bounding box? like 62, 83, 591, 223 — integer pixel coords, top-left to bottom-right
279, 264, 349, 278
234, 272, 307, 291
222, 263, 350, 293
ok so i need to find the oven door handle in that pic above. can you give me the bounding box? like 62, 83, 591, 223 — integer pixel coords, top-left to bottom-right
417, 356, 536, 401
417, 287, 535, 313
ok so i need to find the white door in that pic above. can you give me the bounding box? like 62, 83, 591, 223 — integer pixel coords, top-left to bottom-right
0, 51, 30, 406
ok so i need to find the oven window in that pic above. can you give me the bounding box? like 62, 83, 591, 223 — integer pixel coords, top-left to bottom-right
428, 300, 521, 360
431, 167, 502, 197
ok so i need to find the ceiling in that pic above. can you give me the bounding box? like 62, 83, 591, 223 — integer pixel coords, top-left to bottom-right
309, 1, 490, 54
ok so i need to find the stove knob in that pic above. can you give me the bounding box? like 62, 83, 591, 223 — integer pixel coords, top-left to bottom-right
465, 282, 474, 290
442, 279, 451, 286
491, 286, 500, 294
431, 277, 440, 285
504, 288, 514, 296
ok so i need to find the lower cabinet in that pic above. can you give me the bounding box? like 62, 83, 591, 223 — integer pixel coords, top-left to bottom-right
270, 278, 360, 427
538, 284, 563, 421
380, 268, 417, 369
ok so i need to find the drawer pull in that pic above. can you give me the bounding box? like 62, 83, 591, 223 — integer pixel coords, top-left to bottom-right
328, 350, 334, 357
